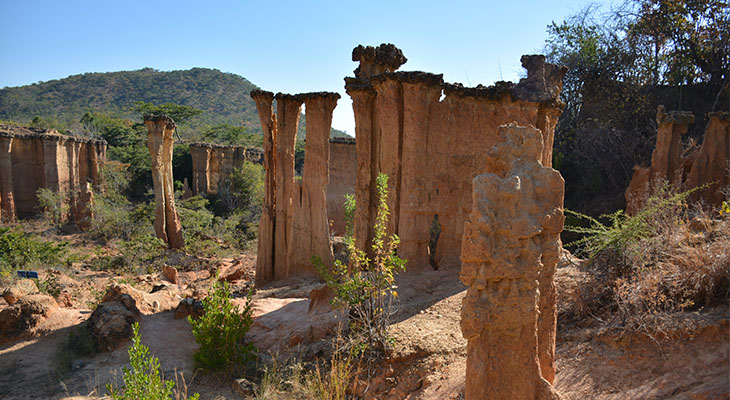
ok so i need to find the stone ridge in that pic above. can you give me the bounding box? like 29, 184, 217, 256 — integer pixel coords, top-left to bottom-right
298, 92, 341, 101
370, 71, 444, 87
708, 111, 730, 121
346, 47, 566, 106
657, 105, 694, 125
250, 89, 274, 100
0, 124, 106, 144
189, 142, 250, 149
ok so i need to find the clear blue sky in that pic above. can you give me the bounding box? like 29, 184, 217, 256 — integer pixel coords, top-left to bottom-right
0, 0, 614, 135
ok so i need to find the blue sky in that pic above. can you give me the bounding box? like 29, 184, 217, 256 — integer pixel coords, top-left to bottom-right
0, 0, 614, 134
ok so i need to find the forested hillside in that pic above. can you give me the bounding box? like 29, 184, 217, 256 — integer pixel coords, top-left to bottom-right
0, 67, 349, 138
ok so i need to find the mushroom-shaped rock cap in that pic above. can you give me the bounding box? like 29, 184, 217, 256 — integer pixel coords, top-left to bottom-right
656, 105, 695, 125
143, 114, 176, 130
352, 43, 408, 78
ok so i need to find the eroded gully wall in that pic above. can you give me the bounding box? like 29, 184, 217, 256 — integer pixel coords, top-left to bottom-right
625, 108, 729, 214
251, 90, 340, 287
0, 125, 106, 225
461, 124, 564, 400
346, 44, 566, 383
189, 143, 264, 196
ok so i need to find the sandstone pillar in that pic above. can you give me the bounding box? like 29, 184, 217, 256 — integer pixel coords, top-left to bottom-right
686, 112, 730, 207
625, 106, 694, 214
145, 116, 184, 249
189, 144, 211, 195
288, 93, 340, 274
460, 124, 564, 400
273, 94, 303, 281
345, 86, 377, 254
0, 136, 16, 222
251, 90, 277, 287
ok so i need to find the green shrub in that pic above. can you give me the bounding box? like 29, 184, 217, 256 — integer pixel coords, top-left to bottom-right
188, 281, 255, 371
343, 194, 355, 243
107, 323, 199, 400
121, 234, 167, 269
314, 173, 406, 354
0, 227, 68, 279
36, 188, 69, 227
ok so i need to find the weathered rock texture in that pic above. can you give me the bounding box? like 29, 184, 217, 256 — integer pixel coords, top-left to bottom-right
460, 124, 565, 400
346, 45, 566, 272
0, 125, 106, 225
145, 116, 184, 249
327, 137, 357, 236
189, 142, 264, 195
251, 90, 340, 286
625, 108, 730, 214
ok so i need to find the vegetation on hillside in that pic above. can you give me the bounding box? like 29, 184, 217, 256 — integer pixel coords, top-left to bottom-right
0, 67, 350, 139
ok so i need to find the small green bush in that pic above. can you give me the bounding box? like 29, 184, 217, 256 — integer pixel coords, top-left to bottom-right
36, 188, 69, 227
188, 281, 255, 371
0, 227, 68, 279
314, 173, 406, 354
108, 323, 199, 400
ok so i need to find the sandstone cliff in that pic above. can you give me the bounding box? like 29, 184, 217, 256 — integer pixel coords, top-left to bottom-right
189, 143, 264, 196
327, 137, 357, 236
0, 125, 106, 226
346, 45, 566, 272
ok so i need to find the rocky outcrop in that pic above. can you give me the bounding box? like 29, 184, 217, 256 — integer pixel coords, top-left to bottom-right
685, 112, 730, 207
327, 137, 357, 236
0, 294, 59, 344
626, 108, 729, 213
460, 124, 564, 399
88, 298, 140, 352
189, 143, 264, 196
145, 116, 184, 249
346, 45, 566, 271
2, 279, 38, 305
0, 125, 106, 225
251, 91, 340, 286
625, 106, 695, 214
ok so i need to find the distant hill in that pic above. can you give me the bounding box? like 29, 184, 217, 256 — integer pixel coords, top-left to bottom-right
0, 67, 350, 139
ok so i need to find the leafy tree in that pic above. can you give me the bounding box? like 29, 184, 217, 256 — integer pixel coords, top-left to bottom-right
132, 102, 202, 124
200, 123, 262, 147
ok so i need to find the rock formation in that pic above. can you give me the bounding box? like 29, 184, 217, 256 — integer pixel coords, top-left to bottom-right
189, 142, 264, 196
625, 106, 694, 214
327, 137, 357, 236
251, 90, 340, 286
0, 125, 106, 225
685, 112, 730, 207
625, 108, 729, 213
460, 124, 564, 399
345, 45, 566, 272
145, 116, 184, 249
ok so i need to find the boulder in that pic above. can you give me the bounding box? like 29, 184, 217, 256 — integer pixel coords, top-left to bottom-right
101, 283, 180, 315
2, 278, 38, 305
174, 298, 204, 320
162, 265, 178, 284
87, 300, 140, 352
0, 293, 58, 344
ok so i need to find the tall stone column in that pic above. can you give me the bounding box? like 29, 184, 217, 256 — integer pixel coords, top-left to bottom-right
685, 111, 730, 207
460, 124, 564, 400
251, 90, 277, 287
0, 136, 16, 222
273, 94, 303, 281
145, 115, 184, 249
288, 93, 340, 274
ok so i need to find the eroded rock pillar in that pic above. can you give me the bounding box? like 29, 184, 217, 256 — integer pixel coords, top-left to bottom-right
288, 93, 340, 274
251, 90, 277, 287
625, 106, 694, 214
0, 136, 16, 222
145, 116, 184, 249
460, 124, 564, 400
686, 112, 730, 207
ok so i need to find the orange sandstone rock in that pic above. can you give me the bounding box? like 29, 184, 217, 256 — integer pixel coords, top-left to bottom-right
460, 124, 564, 400
145, 116, 184, 249
685, 112, 730, 207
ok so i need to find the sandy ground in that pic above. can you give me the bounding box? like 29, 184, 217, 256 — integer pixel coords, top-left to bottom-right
1, 259, 728, 399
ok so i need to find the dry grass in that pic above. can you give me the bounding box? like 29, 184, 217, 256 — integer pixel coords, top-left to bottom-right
565, 191, 730, 335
